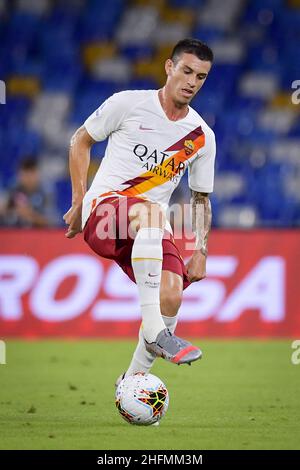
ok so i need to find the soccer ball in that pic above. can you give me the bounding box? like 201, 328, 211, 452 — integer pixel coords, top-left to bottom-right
115, 372, 169, 426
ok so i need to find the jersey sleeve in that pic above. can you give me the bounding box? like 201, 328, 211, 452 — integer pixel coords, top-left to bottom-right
188, 129, 216, 193
84, 91, 130, 141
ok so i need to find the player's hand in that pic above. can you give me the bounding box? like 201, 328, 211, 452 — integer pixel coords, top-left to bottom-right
63, 204, 82, 239
185, 250, 207, 282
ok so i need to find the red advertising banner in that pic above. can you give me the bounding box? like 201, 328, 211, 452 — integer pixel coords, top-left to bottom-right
0, 229, 299, 338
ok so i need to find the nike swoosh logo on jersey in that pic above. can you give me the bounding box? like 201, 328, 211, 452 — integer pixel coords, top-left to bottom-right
148, 273, 159, 277
139, 124, 155, 131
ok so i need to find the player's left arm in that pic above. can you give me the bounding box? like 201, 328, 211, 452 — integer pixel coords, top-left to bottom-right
186, 191, 211, 282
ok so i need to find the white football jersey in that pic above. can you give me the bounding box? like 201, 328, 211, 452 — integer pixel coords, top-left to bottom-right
82, 89, 216, 229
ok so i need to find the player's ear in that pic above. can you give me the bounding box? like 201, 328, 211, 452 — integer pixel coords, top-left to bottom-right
165, 59, 173, 77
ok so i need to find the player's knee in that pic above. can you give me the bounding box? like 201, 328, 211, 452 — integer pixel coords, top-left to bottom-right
142, 202, 165, 229
160, 288, 182, 316
129, 201, 166, 230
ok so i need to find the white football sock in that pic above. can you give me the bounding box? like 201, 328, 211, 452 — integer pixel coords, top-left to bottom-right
125, 314, 178, 376
162, 314, 178, 335
131, 227, 166, 343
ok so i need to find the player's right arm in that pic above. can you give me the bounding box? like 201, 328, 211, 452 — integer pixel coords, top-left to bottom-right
63, 126, 96, 238
64, 91, 132, 238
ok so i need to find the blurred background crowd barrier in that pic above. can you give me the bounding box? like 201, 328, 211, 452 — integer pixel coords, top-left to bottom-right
0, 229, 299, 337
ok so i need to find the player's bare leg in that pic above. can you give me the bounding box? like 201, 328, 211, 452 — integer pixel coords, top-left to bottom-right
128, 201, 202, 366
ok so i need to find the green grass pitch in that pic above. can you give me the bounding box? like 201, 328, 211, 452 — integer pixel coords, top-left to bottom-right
0, 339, 299, 450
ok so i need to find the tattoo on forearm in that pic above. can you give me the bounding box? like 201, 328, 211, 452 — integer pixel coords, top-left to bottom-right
191, 191, 212, 256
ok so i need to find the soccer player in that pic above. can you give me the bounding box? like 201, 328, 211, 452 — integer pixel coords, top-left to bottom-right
64, 38, 215, 376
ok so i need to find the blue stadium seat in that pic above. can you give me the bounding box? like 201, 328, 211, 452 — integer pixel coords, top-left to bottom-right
55, 179, 72, 222
120, 45, 154, 62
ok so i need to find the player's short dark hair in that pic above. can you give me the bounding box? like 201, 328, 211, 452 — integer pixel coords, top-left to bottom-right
20, 157, 38, 171
171, 38, 214, 64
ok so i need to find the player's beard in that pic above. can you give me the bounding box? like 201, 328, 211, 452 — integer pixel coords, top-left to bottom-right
174, 87, 194, 106
174, 95, 191, 107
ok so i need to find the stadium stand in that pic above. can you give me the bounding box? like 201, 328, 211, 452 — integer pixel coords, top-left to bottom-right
0, 0, 299, 227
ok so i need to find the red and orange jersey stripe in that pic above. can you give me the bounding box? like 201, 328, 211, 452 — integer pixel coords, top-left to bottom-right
99, 125, 205, 199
